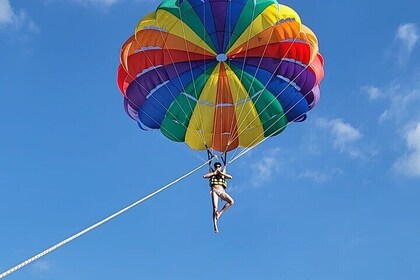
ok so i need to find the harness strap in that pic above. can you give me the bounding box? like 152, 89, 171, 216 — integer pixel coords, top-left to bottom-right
221, 152, 228, 169
206, 148, 215, 172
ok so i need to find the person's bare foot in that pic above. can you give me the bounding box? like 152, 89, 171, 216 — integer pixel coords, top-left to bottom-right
216, 211, 221, 220
214, 223, 219, 233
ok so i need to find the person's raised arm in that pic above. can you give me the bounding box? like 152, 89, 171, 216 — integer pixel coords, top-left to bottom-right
203, 170, 216, 178
217, 169, 233, 179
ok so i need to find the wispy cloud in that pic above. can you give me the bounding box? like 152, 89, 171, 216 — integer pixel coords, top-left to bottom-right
30, 260, 51, 276
315, 118, 375, 160
231, 147, 283, 190
361, 85, 381, 101
381, 90, 420, 124
0, 0, 39, 32
71, 0, 122, 8
249, 148, 282, 188
0, 0, 14, 26
0, 0, 25, 28
299, 168, 343, 184
362, 82, 420, 125
394, 123, 420, 177
395, 23, 419, 63
396, 23, 419, 53
33, 260, 51, 271
317, 118, 361, 147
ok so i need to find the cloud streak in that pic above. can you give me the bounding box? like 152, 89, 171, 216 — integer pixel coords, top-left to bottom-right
71, 0, 122, 8
394, 123, 420, 177
249, 148, 282, 188
0, 0, 24, 27
317, 118, 361, 148
361, 82, 420, 125
299, 168, 343, 184
361, 85, 381, 101
33, 260, 51, 271
396, 23, 419, 53
394, 23, 419, 63
315, 118, 376, 160
232, 148, 284, 190
0, 0, 38, 32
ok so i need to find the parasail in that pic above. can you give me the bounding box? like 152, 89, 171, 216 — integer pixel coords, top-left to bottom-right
117, 0, 324, 158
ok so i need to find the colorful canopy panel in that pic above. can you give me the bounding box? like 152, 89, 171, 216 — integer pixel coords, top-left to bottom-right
117, 0, 324, 152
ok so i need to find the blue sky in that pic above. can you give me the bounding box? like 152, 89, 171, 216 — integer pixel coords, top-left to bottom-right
1, 0, 420, 279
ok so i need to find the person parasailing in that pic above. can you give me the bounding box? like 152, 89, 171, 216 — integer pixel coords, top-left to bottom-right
203, 161, 234, 233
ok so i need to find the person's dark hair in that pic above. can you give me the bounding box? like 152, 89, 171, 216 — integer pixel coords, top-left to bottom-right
214, 162, 222, 168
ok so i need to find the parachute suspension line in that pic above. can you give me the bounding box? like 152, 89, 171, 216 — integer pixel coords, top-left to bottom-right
226, 1, 258, 149
0, 158, 214, 280
202, 3, 211, 152
122, 74, 210, 155
152, 14, 209, 147
228, 4, 297, 160
229, 61, 312, 162
127, 49, 190, 126
229, 52, 316, 164
121, 84, 207, 162
229, 113, 304, 164
222, 0, 235, 154
147, 124, 207, 162
228, 26, 312, 161
126, 31, 208, 147
221, 152, 228, 167
121, 89, 201, 160
206, 147, 215, 171
123, 95, 205, 162
119, 55, 206, 160
177, 5, 211, 149
123, 68, 206, 147
124, 10, 210, 146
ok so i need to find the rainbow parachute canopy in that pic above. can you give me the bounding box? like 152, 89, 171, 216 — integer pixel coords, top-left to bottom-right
117, 0, 324, 152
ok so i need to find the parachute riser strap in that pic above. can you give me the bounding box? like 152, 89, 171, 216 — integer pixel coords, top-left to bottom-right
206, 147, 215, 172
221, 152, 228, 169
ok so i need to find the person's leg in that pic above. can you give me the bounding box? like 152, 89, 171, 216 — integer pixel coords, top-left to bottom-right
217, 192, 234, 219
211, 191, 219, 233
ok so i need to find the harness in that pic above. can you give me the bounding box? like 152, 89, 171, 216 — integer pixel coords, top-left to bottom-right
209, 175, 227, 188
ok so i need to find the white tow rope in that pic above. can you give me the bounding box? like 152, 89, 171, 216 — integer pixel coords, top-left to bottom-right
0, 158, 213, 279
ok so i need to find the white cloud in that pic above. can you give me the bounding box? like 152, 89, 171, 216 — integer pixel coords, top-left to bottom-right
394, 123, 420, 177
72, 0, 122, 8
0, 0, 24, 28
396, 23, 419, 53
393, 23, 419, 64
384, 91, 420, 123
360, 81, 420, 125
0, 0, 38, 32
317, 118, 362, 148
378, 110, 389, 124
372, 83, 420, 124
315, 118, 371, 160
299, 168, 343, 184
249, 148, 282, 188
361, 85, 381, 101
33, 260, 50, 271
30, 260, 51, 276
0, 0, 13, 25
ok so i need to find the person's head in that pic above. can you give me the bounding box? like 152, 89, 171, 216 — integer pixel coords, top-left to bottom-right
213, 162, 222, 170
